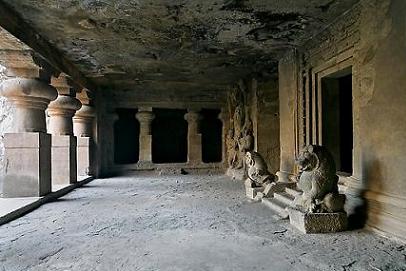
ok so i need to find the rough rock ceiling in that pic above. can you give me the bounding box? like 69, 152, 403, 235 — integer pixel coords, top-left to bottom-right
0, 0, 358, 92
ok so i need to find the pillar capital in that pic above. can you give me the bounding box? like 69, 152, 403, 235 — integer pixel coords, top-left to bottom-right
51, 73, 79, 96
184, 110, 202, 123
218, 109, 226, 122
73, 105, 96, 137
136, 110, 155, 123
48, 95, 82, 135
0, 49, 58, 82
0, 77, 57, 132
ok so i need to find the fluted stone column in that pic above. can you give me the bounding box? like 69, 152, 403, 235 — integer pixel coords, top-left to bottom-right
73, 91, 96, 176
0, 53, 58, 197
48, 74, 81, 185
136, 109, 155, 164
184, 109, 202, 165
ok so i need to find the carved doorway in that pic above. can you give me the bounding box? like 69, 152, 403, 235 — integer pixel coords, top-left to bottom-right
321, 67, 353, 174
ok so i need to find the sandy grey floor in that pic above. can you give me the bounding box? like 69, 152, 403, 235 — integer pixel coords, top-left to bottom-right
0, 174, 405, 271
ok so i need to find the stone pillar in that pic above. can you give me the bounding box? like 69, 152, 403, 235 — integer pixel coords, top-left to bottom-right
184, 109, 202, 165
48, 74, 81, 185
73, 89, 95, 176
277, 49, 298, 182
0, 52, 58, 197
136, 108, 155, 164
135, 108, 155, 163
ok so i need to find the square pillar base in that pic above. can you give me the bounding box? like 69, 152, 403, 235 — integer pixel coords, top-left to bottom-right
139, 134, 152, 162
1, 133, 51, 197
77, 137, 93, 176
52, 135, 77, 185
187, 134, 202, 165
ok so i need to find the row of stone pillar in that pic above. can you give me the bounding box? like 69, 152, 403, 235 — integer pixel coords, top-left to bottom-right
0, 53, 95, 198
125, 108, 214, 166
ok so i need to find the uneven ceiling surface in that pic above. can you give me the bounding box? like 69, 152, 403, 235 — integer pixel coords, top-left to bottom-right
0, 0, 358, 92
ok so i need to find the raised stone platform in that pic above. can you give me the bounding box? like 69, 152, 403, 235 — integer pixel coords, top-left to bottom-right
287, 208, 347, 233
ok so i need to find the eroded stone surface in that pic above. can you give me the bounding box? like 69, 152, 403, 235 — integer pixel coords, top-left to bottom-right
0, 174, 405, 271
0, 0, 358, 92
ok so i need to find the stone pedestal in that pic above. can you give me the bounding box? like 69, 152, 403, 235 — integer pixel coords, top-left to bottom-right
77, 137, 93, 176
51, 135, 77, 185
244, 179, 264, 200
287, 208, 348, 233
2, 133, 52, 197
48, 94, 81, 184
184, 110, 202, 165
136, 110, 155, 163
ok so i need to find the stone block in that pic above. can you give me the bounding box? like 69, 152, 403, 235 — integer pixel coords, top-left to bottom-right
77, 137, 92, 176
263, 182, 296, 197
187, 134, 202, 164
2, 132, 51, 197
287, 207, 347, 233
51, 135, 77, 185
245, 187, 264, 200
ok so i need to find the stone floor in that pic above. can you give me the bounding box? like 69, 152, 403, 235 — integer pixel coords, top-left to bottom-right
0, 174, 405, 271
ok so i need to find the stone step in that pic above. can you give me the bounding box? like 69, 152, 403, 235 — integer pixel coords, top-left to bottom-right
274, 191, 295, 206
285, 187, 302, 198
262, 197, 289, 219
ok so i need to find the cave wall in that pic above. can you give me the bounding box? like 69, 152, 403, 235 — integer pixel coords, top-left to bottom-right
295, 0, 406, 240
224, 77, 279, 175
254, 79, 280, 174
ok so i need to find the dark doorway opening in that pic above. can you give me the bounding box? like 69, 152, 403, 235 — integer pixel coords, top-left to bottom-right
201, 109, 223, 163
152, 108, 188, 163
114, 108, 139, 164
321, 68, 353, 174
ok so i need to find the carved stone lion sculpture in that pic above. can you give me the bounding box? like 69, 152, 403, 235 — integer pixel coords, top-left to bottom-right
245, 151, 276, 187
293, 145, 346, 213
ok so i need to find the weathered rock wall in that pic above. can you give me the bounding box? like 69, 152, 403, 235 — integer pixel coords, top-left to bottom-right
0, 65, 13, 196
300, 0, 406, 240
255, 79, 280, 174
0, 65, 13, 175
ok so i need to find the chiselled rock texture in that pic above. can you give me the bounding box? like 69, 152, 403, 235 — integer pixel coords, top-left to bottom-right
0, 65, 13, 178
0, 0, 358, 93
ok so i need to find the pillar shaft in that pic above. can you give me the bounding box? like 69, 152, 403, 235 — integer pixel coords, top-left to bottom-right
184, 110, 202, 165
136, 110, 155, 163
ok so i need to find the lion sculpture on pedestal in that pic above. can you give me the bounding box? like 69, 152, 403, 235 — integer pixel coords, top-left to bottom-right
245, 151, 276, 187
294, 145, 346, 213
